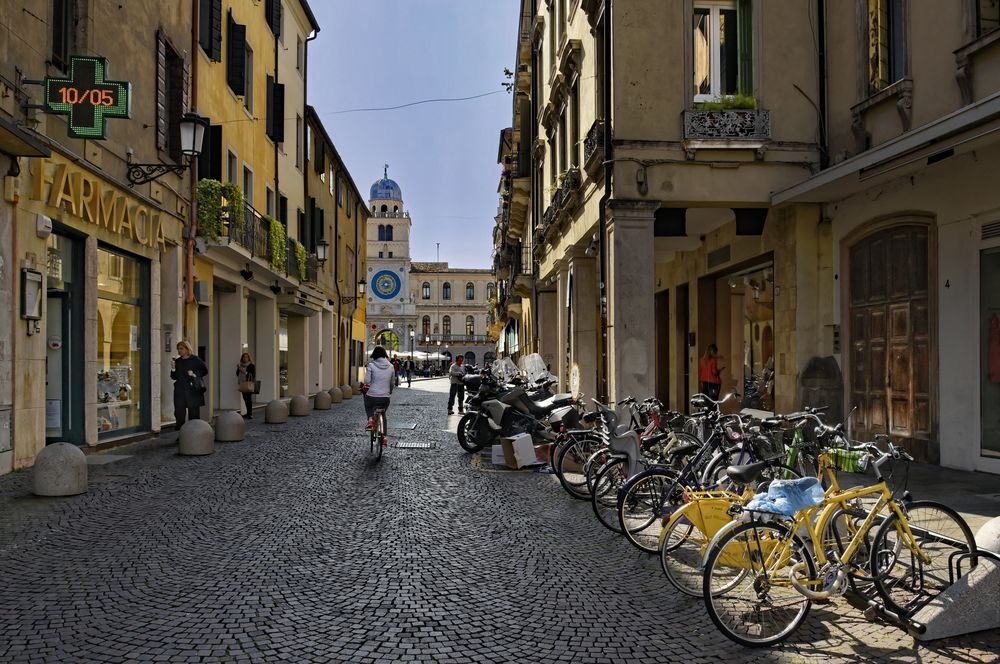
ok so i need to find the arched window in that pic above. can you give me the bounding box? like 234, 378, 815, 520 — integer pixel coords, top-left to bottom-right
393, 205, 399, 213
386, 225, 393, 241
421, 282, 430, 299
486, 313, 494, 327
466, 315, 475, 336
443, 282, 452, 300
380, 204, 388, 214
371, 205, 376, 213
442, 316, 451, 336
464, 351, 476, 365
377, 224, 385, 241
486, 282, 496, 300
421, 316, 430, 337
466, 282, 475, 300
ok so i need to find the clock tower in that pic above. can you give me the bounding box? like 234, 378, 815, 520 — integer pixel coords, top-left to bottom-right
365, 166, 417, 354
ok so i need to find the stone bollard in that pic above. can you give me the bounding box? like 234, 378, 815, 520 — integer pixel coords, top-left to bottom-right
265, 399, 289, 423
32, 442, 88, 496
289, 395, 311, 416
178, 420, 215, 456
329, 386, 343, 403
314, 391, 332, 410
976, 516, 1000, 554
215, 411, 246, 442
340, 384, 354, 400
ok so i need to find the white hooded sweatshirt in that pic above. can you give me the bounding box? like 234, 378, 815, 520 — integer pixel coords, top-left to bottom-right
364, 357, 395, 398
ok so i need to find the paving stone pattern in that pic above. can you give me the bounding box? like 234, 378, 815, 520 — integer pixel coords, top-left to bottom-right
1, 379, 998, 663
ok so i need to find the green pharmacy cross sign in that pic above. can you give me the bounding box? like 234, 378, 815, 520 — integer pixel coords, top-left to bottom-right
44, 56, 131, 139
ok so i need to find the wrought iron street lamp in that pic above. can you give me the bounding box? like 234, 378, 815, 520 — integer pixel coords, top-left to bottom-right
127, 112, 209, 185
316, 238, 329, 264
341, 279, 367, 304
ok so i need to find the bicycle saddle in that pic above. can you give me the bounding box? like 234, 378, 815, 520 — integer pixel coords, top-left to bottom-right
725, 460, 772, 486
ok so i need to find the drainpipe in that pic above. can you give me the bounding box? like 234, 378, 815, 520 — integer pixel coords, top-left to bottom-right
186, 0, 200, 307
273, 26, 279, 231
530, 0, 540, 352
332, 166, 342, 382
597, 0, 612, 403
817, 0, 829, 170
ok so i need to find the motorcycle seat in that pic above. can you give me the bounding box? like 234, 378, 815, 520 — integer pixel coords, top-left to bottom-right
533, 393, 573, 410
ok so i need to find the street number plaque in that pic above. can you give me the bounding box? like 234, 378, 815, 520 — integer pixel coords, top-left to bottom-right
44, 55, 131, 140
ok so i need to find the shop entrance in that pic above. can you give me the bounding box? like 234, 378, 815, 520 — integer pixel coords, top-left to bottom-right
848, 225, 932, 460
45, 232, 85, 444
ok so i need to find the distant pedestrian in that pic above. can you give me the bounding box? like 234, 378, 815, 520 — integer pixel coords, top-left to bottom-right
392, 355, 401, 387
171, 340, 208, 429
699, 344, 724, 401
405, 358, 414, 387
448, 355, 467, 415
236, 352, 257, 419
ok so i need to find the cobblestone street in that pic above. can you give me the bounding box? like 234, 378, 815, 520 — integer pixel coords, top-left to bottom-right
0, 379, 997, 663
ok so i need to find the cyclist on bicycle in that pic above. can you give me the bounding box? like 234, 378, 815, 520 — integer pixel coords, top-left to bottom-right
363, 345, 394, 436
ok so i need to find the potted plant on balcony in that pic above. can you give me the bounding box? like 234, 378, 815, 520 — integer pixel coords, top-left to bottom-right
294, 242, 307, 281
196, 179, 244, 240
267, 217, 285, 270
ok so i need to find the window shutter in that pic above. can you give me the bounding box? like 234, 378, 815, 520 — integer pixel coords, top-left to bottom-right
198, 124, 223, 181
156, 31, 167, 153
737, 0, 753, 96
265, 75, 274, 138
210, 0, 222, 61
266, 0, 282, 37
227, 13, 247, 96
314, 136, 325, 174
298, 208, 308, 251
271, 83, 285, 142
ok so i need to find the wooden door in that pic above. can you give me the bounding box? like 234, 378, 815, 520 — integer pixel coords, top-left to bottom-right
655, 290, 670, 407
849, 226, 932, 459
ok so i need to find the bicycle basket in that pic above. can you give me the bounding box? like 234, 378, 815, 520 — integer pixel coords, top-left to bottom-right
751, 430, 787, 461
831, 447, 865, 473
683, 418, 707, 442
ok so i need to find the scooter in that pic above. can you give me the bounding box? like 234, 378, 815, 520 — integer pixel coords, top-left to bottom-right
457, 377, 575, 453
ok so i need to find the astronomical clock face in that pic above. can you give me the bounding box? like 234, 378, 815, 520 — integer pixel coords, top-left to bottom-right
372, 270, 401, 300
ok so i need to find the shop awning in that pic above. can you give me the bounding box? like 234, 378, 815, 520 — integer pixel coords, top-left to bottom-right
0, 117, 50, 158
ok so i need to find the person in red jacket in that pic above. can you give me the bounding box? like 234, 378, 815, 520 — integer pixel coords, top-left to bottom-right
699, 344, 724, 401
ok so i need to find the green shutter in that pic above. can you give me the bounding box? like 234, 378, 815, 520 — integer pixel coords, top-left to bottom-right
737, 0, 753, 96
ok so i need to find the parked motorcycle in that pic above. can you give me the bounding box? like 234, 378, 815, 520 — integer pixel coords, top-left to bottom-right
457, 377, 575, 453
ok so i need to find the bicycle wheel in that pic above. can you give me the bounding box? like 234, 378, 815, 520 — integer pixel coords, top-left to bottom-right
870, 500, 976, 617
374, 411, 386, 460
557, 434, 602, 500
703, 520, 815, 648
370, 416, 377, 456
584, 447, 612, 494
591, 458, 628, 532
660, 505, 708, 597
618, 468, 681, 553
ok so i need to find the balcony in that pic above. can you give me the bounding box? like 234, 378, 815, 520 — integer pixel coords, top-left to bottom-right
536, 167, 582, 252
583, 120, 605, 177
209, 201, 295, 281
682, 108, 771, 141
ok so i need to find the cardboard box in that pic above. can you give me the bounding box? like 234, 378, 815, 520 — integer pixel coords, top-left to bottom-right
500, 434, 543, 469
490, 444, 506, 466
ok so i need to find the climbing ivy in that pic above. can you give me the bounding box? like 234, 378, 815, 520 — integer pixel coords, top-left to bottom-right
295, 242, 308, 281
196, 179, 245, 239
267, 217, 286, 270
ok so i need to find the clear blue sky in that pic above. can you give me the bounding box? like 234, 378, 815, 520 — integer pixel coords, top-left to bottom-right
306, 1, 519, 269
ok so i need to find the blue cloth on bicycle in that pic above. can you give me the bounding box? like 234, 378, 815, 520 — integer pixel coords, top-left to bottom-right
744, 477, 824, 517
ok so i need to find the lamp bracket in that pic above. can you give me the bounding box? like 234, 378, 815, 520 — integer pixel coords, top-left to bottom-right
126, 154, 189, 187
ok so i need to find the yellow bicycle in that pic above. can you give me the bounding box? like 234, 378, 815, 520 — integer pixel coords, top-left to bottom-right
700, 441, 977, 647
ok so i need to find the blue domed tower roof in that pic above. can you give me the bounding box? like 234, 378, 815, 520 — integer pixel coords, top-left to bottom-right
370, 164, 402, 202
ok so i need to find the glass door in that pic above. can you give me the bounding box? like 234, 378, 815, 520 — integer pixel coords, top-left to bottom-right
980, 246, 1000, 465
45, 232, 84, 444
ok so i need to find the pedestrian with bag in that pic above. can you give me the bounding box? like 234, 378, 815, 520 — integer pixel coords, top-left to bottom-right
171, 340, 208, 429
236, 352, 257, 419
447, 354, 467, 415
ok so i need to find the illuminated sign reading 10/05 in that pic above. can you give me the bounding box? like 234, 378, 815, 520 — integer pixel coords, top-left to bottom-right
44, 55, 131, 140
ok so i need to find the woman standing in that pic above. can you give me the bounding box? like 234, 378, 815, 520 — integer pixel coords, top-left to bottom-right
171, 340, 208, 429
237, 352, 257, 419
698, 344, 724, 401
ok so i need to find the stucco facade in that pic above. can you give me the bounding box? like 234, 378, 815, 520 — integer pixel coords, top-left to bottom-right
496, 0, 1000, 472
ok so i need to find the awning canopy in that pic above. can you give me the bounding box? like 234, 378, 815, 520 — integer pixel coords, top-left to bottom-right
0, 117, 50, 158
